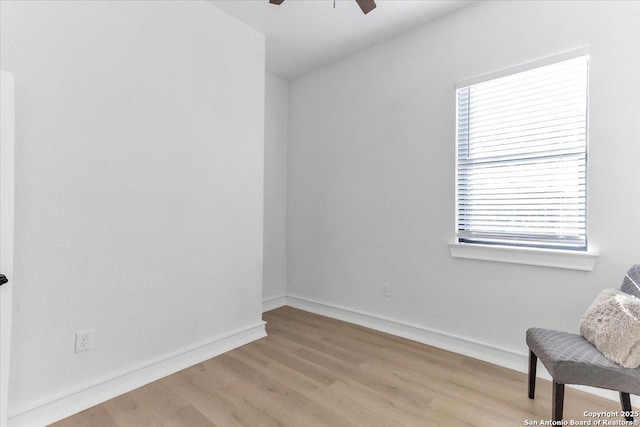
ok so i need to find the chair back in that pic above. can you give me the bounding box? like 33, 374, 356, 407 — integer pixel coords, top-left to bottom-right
621, 264, 640, 298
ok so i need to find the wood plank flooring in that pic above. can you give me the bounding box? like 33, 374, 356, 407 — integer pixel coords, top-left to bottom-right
52, 307, 634, 426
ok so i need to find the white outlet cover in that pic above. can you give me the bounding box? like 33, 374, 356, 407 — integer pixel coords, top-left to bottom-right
75, 330, 92, 353
382, 283, 390, 297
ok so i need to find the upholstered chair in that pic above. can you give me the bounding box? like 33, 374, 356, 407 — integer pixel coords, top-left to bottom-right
526, 265, 640, 421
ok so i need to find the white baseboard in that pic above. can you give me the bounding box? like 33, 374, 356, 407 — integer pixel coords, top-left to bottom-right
285, 295, 527, 370
285, 295, 640, 408
263, 294, 286, 312
13, 294, 636, 427
9, 322, 266, 427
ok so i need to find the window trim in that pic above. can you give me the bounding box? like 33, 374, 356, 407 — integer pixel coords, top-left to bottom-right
449, 242, 599, 271
454, 47, 592, 255
456, 47, 590, 90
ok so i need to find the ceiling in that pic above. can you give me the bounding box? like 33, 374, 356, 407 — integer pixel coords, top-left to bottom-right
209, 0, 475, 80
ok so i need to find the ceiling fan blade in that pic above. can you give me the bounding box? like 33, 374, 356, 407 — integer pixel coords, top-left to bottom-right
269, 0, 284, 4
355, 0, 376, 14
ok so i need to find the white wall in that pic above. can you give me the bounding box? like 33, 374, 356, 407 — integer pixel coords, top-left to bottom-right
288, 0, 640, 366
0, 0, 265, 420
263, 72, 288, 306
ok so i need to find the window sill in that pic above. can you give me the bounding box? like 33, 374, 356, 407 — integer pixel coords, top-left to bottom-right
448, 243, 599, 271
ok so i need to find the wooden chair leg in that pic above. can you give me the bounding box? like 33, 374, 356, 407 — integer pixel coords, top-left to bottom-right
620, 392, 633, 421
552, 382, 565, 421
528, 350, 537, 399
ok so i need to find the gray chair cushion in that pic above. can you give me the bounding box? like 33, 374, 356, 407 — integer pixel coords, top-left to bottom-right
526, 327, 640, 394
622, 264, 640, 298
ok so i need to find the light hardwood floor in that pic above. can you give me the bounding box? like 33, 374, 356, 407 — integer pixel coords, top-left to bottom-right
53, 307, 634, 426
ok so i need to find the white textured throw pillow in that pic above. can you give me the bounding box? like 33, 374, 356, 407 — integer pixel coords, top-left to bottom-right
580, 288, 640, 369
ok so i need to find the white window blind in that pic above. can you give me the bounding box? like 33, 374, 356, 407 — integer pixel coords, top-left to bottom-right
456, 54, 589, 250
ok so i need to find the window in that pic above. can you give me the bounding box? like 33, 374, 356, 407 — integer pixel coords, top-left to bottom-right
455, 51, 589, 251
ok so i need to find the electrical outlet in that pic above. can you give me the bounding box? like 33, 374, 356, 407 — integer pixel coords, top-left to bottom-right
75, 330, 92, 353
381, 283, 390, 297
